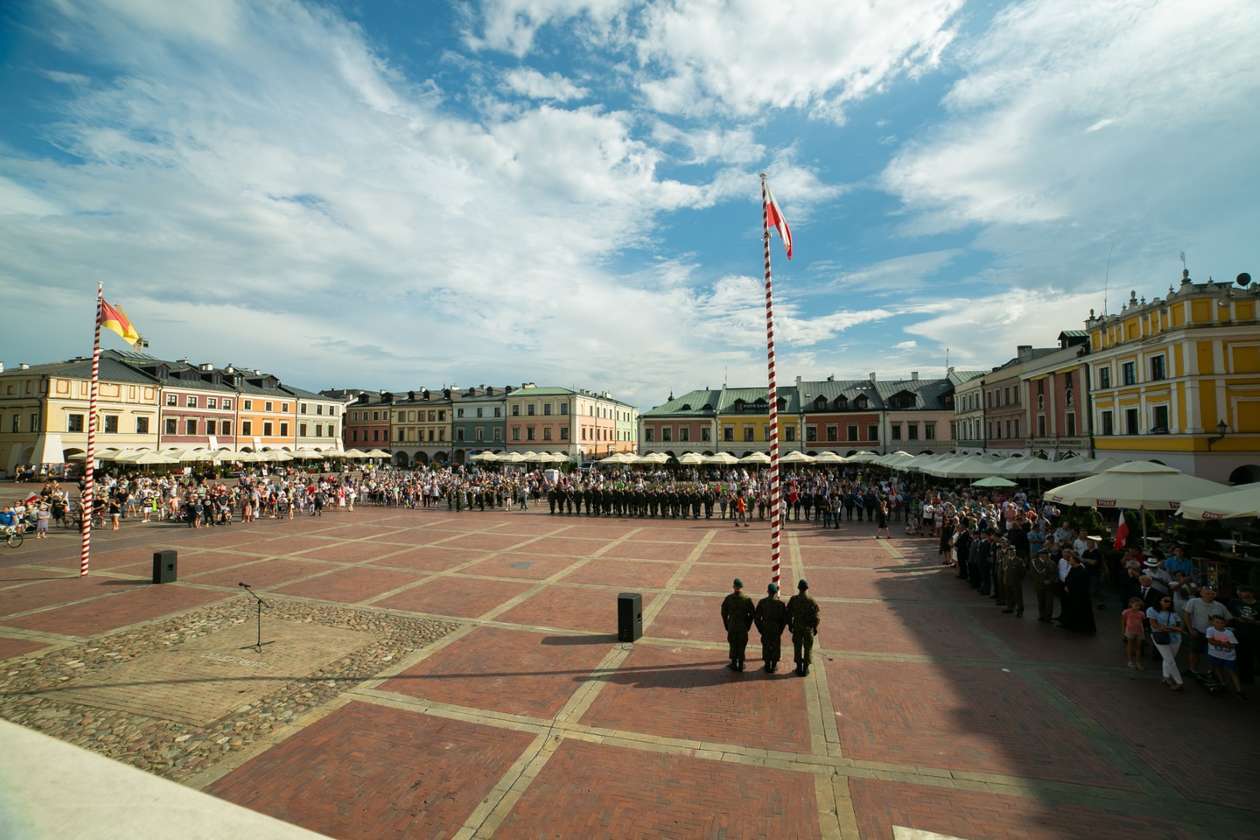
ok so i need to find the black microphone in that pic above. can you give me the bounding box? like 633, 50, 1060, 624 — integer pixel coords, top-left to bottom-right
238, 582, 250, 588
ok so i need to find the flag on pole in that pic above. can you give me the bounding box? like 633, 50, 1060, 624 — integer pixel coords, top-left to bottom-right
1113, 510, 1129, 550
764, 184, 793, 260
100, 298, 141, 346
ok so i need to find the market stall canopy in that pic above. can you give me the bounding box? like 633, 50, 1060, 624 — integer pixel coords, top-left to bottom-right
499, 452, 527, 464
295, 448, 326, 459
678, 452, 706, 466
972, 475, 1018, 489
923, 455, 987, 478
812, 451, 847, 464
597, 453, 630, 465
1177, 483, 1260, 521
846, 451, 878, 464
365, 449, 392, 458
739, 452, 771, 465
780, 451, 814, 464
1045, 461, 1230, 511
127, 450, 181, 466
471, 451, 498, 462
260, 450, 293, 463
704, 452, 740, 465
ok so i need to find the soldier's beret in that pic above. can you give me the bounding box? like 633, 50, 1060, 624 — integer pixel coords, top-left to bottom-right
733, 578, 743, 589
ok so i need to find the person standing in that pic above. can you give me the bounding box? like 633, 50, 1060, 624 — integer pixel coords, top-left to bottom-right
1147, 595, 1185, 691
1030, 550, 1056, 623
721, 579, 755, 672
1000, 535, 1026, 617
786, 579, 820, 676
754, 583, 789, 673
1184, 585, 1232, 677
1061, 553, 1096, 635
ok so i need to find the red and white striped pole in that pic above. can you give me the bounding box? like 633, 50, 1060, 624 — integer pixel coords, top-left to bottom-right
79, 282, 103, 577
761, 174, 782, 588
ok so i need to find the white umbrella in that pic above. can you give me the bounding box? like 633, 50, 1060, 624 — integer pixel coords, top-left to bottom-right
1177, 483, 1260, 521
678, 452, 705, 465
1045, 461, 1229, 511
739, 452, 771, 465
644, 452, 670, 464
343, 448, 369, 460
365, 448, 392, 459
704, 452, 740, 465
972, 475, 1018, 489
846, 450, 878, 464
471, 451, 499, 462
499, 452, 527, 464
812, 451, 847, 464
780, 451, 815, 464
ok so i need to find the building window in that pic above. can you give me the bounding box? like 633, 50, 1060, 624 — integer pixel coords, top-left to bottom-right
456, 428, 465, 442
300, 423, 308, 437
1124, 408, 1139, 435
164, 418, 177, 435
279, 422, 288, 436
925, 422, 936, 441
263, 422, 273, 436
68, 413, 84, 433
784, 426, 796, 442
185, 395, 197, 407
867, 425, 878, 441
806, 425, 817, 442
826, 425, 838, 442
512, 404, 520, 416
560, 403, 568, 415
701, 427, 711, 442
680, 427, 690, 442
244, 400, 253, 410
743, 426, 754, 442
1121, 361, 1136, 386
512, 426, 521, 441
223, 399, 232, 410
185, 418, 197, 435
494, 407, 501, 418
1038, 415, 1047, 437
104, 415, 119, 434
264, 401, 273, 412
1065, 413, 1077, 437
1098, 367, 1111, 389
763, 426, 772, 442
1151, 405, 1169, 433
208, 398, 217, 409
494, 427, 502, 441
645, 427, 654, 442
475, 427, 483, 442
476, 407, 483, 418
724, 425, 734, 442
527, 404, 536, 416
1150, 355, 1166, 381
1036, 379, 1045, 395
243, 421, 253, 435
1101, 410, 1114, 436
527, 426, 536, 441
560, 427, 568, 440
315, 404, 323, 415
543, 427, 552, 441
281, 404, 288, 413
846, 425, 857, 442
166, 394, 177, 406
543, 403, 552, 416
206, 419, 216, 435
891, 424, 901, 440
662, 427, 672, 442
222, 421, 232, 436
28, 414, 39, 433
907, 423, 918, 441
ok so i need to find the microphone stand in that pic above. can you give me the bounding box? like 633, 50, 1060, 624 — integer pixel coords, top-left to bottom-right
238, 582, 271, 652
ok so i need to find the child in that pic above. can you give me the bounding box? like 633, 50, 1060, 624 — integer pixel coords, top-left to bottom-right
1121, 597, 1146, 670
1206, 614, 1243, 697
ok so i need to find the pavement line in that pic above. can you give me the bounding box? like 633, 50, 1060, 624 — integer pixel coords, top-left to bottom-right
790, 533, 843, 750
640, 529, 717, 629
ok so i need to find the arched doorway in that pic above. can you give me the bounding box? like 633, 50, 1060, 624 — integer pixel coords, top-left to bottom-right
1229, 464, 1260, 485
454, 449, 466, 466
392, 451, 410, 468
414, 452, 429, 466
433, 451, 448, 465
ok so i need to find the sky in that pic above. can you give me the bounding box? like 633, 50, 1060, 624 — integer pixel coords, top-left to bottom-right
1, 0, 1257, 409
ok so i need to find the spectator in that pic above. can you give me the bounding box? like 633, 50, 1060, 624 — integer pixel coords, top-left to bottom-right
1229, 584, 1258, 686
1206, 614, 1243, 698
1147, 595, 1185, 691
1184, 585, 1232, 677
1121, 597, 1146, 670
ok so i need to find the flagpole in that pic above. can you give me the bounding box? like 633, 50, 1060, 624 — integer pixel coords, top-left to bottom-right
761, 173, 782, 588
80, 282, 103, 577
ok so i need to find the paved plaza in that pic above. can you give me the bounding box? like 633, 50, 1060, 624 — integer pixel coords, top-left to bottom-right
1, 502, 1257, 839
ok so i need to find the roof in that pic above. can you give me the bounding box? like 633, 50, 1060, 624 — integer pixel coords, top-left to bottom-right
509, 385, 635, 409
0, 355, 158, 386
284, 385, 341, 402
717, 386, 801, 413
642, 389, 722, 417
947, 369, 987, 386
797, 379, 879, 406
874, 378, 953, 411
1058, 330, 1088, 339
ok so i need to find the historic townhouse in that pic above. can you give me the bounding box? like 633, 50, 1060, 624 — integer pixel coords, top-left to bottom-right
506, 384, 637, 459
451, 386, 509, 461
343, 392, 390, 448
390, 389, 454, 466
640, 389, 720, 453
288, 386, 344, 455
0, 354, 159, 475
116, 353, 239, 450
1020, 332, 1091, 460
234, 369, 297, 452
878, 374, 955, 454
715, 387, 802, 454
796, 377, 879, 453
983, 346, 1058, 453
1086, 272, 1260, 482
949, 368, 987, 453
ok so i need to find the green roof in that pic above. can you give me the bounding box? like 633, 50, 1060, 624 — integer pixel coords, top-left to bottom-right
0, 355, 158, 386
643, 389, 721, 417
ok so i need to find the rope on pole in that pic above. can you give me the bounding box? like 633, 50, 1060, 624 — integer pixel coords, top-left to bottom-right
80, 282, 102, 577
761, 174, 782, 587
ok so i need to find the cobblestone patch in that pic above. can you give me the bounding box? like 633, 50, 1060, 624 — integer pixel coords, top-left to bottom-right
0, 598, 456, 783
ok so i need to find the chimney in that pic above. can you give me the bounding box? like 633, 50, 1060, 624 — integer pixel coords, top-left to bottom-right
795, 375, 802, 389
1017, 345, 1033, 360
826, 374, 834, 382
868, 372, 876, 382
407, 390, 415, 401
911, 371, 919, 381
947, 366, 955, 374
0, 362, 4, 373
19, 363, 30, 370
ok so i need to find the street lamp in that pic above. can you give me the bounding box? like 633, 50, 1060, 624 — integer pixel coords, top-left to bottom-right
1209, 419, 1229, 449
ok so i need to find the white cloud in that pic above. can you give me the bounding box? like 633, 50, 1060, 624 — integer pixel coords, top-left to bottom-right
39, 69, 91, 86
894, 340, 917, 351
631, 0, 964, 122
466, 0, 629, 57
650, 122, 764, 166
832, 249, 963, 293
503, 67, 588, 100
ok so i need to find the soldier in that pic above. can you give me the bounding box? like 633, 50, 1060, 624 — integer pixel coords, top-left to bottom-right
721, 578, 755, 671
547, 486, 557, 515
1001, 537, 1027, 617
1030, 550, 1056, 622
786, 579, 820, 676
754, 583, 789, 673
994, 531, 1009, 607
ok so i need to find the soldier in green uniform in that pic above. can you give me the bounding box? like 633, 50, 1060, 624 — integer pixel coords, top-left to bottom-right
786, 579, 821, 675
1030, 550, 1056, 622
1001, 537, 1026, 616
721, 578, 755, 672
754, 583, 789, 673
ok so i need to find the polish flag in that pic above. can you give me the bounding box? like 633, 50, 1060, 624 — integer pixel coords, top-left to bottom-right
765, 184, 793, 260
1113, 510, 1129, 550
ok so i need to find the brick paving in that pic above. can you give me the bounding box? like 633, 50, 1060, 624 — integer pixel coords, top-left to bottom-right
1, 502, 1257, 838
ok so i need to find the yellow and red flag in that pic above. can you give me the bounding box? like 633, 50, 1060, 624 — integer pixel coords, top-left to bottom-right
99, 298, 141, 346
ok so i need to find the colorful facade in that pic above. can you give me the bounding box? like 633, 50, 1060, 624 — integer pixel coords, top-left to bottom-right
390, 389, 454, 466
1021, 333, 1091, 460
506, 384, 637, 458
451, 386, 508, 462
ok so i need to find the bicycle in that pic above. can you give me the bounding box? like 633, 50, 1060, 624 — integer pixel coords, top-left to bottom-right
3, 526, 22, 548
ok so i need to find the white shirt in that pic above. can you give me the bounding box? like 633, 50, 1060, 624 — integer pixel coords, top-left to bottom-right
1058, 557, 1070, 582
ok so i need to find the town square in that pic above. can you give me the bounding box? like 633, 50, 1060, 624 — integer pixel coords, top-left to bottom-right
2, 1, 1259, 838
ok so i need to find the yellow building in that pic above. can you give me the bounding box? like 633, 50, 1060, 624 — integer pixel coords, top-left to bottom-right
1086, 272, 1260, 482
390, 390, 453, 466
0, 355, 160, 476
715, 387, 802, 454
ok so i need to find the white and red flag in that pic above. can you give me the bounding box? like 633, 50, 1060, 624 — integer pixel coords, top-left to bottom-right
764, 184, 793, 260
1113, 510, 1130, 550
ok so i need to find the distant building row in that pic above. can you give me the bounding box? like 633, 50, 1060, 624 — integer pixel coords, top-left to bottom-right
642, 271, 1260, 483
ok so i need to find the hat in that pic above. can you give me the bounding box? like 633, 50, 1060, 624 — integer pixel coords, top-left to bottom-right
798, 579, 808, 591
767, 583, 779, 595
732, 578, 743, 589
1142, 558, 1160, 569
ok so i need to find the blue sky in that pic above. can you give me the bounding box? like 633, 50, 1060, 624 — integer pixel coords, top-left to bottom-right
1, 0, 1257, 408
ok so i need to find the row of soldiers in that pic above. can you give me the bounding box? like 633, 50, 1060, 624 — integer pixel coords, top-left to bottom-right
546, 482, 750, 519
955, 524, 1029, 616
720, 578, 820, 674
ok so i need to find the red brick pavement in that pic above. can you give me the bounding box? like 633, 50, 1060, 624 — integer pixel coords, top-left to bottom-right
272, 566, 421, 603
0, 575, 122, 617
512, 536, 607, 557
559, 557, 678, 589
646, 593, 728, 644
602, 539, 694, 561
496, 584, 656, 634
378, 626, 614, 718
209, 701, 535, 840
368, 545, 489, 573
1, 584, 229, 636
188, 558, 333, 590
375, 575, 533, 618
827, 659, 1138, 790
496, 739, 820, 840
823, 601, 999, 656
581, 642, 813, 753
679, 563, 797, 595
0, 636, 49, 660
848, 778, 1200, 840
461, 552, 583, 580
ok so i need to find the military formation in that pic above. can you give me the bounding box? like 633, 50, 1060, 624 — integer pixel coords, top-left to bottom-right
721, 578, 820, 674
